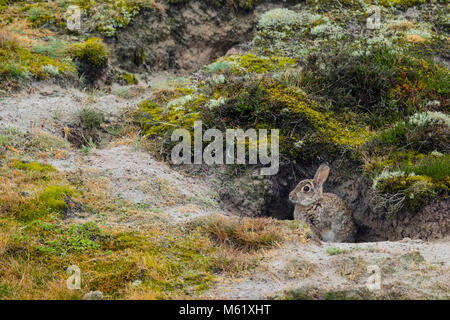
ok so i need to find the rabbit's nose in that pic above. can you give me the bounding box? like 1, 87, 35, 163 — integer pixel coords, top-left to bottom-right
289, 193, 296, 203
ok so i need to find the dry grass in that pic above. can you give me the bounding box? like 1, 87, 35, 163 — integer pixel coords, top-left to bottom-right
0, 20, 51, 50
0, 28, 22, 49
284, 259, 317, 279
388, 20, 414, 31
145, 0, 167, 13
337, 256, 366, 282
406, 34, 426, 43
201, 215, 285, 251
200, 215, 310, 252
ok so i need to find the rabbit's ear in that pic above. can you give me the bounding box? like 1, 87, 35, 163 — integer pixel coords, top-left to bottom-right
313, 164, 330, 196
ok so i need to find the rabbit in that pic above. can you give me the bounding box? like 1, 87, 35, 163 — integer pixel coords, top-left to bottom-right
289, 164, 356, 243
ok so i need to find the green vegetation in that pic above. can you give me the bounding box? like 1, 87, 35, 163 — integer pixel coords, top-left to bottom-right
70, 37, 110, 85
77, 108, 105, 130
0, 39, 77, 87
138, 52, 372, 165
379, 0, 428, 8
70, 37, 110, 68
17, 184, 75, 222
0, 130, 311, 299
31, 221, 103, 255
138, 0, 448, 217
205, 53, 296, 75
32, 39, 71, 59
75, 0, 166, 36
365, 111, 449, 214
13, 159, 56, 173
118, 72, 139, 85
0, 0, 448, 300
326, 247, 348, 255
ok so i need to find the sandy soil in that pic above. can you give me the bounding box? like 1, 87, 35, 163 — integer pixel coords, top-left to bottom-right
204, 237, 450, 299
0, 73, 172, 134
48, 145, 226, 223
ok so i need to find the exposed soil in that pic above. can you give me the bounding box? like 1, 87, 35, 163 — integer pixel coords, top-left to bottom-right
48, 145, 228, 224
204, 237, 450, 300
110, 1, 283, 73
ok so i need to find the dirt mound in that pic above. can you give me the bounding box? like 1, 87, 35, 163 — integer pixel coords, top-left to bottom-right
110, 1, 282, 73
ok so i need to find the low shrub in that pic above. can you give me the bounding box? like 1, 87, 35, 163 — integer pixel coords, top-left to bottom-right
70, 37, 110, 85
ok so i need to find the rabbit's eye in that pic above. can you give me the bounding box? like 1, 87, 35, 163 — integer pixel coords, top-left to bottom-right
303, 186, 310, 192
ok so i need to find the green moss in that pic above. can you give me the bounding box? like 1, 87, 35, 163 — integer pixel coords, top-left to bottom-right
0, 283, 14, 299
0, 46, 77, 84
118, 72, 138, 85
93, 228, 217, 296
138, 94, 204, 136
75, 0, 158, 36
206, 53, 296, 75
18, 185, 75, 222
71, 37, 109, 67
70, 37, 109, 84
13, 160, 56, 173
21, 1, 66, 28
379, 0, 428, 8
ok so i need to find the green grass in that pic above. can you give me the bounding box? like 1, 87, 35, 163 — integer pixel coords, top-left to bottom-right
0, 128, 17, 146
32, 39, 70, 59
77, 108, 104, 130
377, 121, 408, 146
403, 156, 450, 182
17, 185, 75, 222
13, 160, 56, 173
325, 247, 348, 255
0, 45, 76, 85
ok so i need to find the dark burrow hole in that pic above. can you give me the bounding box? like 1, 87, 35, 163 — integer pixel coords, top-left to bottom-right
64, 125, 102, 149
258, 163, 450, 243
259, 163, 385, 244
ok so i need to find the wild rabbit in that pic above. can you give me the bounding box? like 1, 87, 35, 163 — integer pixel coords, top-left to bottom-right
289, 164, 356, 242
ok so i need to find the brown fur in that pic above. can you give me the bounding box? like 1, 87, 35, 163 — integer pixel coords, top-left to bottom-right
289, 164, 356, 242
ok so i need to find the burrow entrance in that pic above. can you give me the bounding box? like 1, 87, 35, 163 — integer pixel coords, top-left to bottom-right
258, 163, 449, 243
